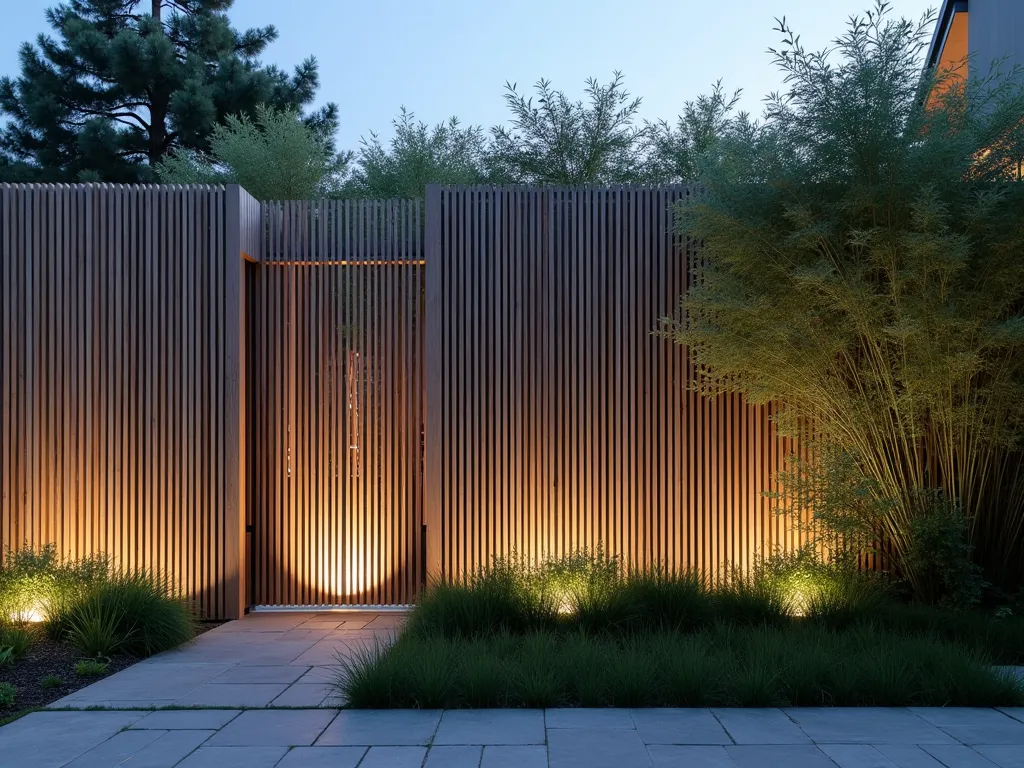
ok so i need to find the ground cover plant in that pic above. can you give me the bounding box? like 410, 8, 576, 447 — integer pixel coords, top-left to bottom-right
0, 544, 200, 715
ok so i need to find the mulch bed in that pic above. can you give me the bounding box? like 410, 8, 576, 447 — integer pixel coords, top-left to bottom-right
0, 621, 226, 715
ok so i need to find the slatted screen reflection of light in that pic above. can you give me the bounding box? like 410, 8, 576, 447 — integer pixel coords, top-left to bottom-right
250, 200, 424, 606
0, 184, 240, 619
424, 186, 809, 582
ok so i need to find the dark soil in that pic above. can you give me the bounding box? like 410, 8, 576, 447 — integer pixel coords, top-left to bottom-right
0, 621, 225, 714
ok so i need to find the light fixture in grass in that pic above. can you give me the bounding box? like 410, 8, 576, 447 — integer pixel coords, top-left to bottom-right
0, 544, 108, 628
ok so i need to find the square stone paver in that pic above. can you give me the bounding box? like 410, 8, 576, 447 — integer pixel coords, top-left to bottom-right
210, 665, 309, 684
131, 710, 241, 730
547, 727, 651, 768
49, 697, 178, 709
546, 708, 635, 729
206, 709, 337, 747
0, 711, 146, 768
298, 620, 345, 629
174, 683, 290, 707
276, 746, 368, 767
647, 745, 738, 768
58, 662, 232, 702
277, 629, 348, 642
104, 729, 216, 768
909, 708, 1023, 727
920, 744, 1009, 767
713, 708, 811, 745
785, 708, 958, 744
359, 746, 428, 767
630, 708, 732, 745
873, 744, 948, 767
290, 640, 384, 666
271, 683, 334, 706
63, 729, 165, 767
296, 665, 343, 684
935, 721, 1024, 745
316, 709, 442, 746
483, 744, 548, 767
154, 641, 318, 666
727, 745, 837, 768
820, 744, 901, 767
974, 744, 1024, 767
425, 745, 484, 767
176, 746, 288, 768
434, 710, 545, 746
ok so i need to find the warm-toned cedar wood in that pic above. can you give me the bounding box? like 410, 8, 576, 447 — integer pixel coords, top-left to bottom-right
0, 185, 237, 618
3, 183, 809, 613
425, 185, 808, 581
423, 185, 444, 583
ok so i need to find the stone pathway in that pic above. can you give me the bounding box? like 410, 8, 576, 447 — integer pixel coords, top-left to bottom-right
1, 613, 1022, 767
48, 611, 403, 709
2, 706, 1023, 767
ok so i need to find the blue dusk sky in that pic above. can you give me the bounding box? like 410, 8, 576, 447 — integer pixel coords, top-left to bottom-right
0, 0, 937, 150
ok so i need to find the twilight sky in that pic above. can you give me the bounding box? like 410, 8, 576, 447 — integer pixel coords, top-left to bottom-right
0, 0, 938, 150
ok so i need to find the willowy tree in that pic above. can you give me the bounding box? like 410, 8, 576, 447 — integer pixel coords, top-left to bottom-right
0, 0, 336, 182
660, 2, 1024, 592
157, 105, 350, 200
342, 108, 491, 200
642, 80, 743, 183
487, 72, 647, 184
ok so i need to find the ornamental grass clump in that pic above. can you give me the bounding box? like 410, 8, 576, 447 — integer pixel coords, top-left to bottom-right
1, 544, 195, 658
50, 570, 196, 658
660, 1, 1024, 594
336, 623, 1024, 709
0, 544, 108, 626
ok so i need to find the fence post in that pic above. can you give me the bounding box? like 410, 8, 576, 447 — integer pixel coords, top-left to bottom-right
223, 184, 248, 618
423, 185, 443, 586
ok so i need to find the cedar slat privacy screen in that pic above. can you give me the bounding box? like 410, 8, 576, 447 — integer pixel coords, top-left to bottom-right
424, 186, 806, 580
2, 183, 806, 619
0, 184, 255, 619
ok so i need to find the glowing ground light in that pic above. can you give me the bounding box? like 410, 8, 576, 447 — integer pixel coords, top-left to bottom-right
11, 605, 45, 623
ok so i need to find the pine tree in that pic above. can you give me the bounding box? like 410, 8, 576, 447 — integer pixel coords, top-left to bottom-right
0, 0, 336, 182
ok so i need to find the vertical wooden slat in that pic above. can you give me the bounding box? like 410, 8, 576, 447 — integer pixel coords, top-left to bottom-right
2, 182, 805, 614
0, 184, 240, 618
421, 185, 803, 584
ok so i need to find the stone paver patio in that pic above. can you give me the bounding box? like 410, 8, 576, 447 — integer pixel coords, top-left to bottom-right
3, 705, 1024, 767
1, 613, 1022, 767
48, 611, 403, 709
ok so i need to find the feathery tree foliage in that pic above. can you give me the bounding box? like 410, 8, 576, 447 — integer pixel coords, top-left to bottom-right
156, 105, 350, 199
642, 80, 742, 183
0, 0, 334, 182
487, 72, 647, 184
342, 108, 490, 200
661, 2, 1024, 594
